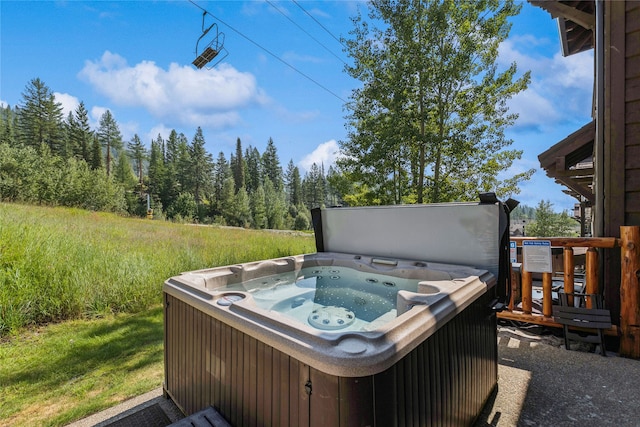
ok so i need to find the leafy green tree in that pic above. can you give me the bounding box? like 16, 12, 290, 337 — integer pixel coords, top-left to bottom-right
233, 187, 252, 227
17, 78, 65, 155
0, 104, 17, 146
0, 142, 39, 202
171, 192, 197, 221
250, 185, 267, 229
526, 200, 577, 237
220, 175, 236, 224
264, 178, 286, 229
96, 110, 123, 177
0, 142, 125, 212
341, 0, 533, 204
113, 150, 139, 213
59, 157, 126, 212
325, 165, 345, 206
293, 207, 310, 231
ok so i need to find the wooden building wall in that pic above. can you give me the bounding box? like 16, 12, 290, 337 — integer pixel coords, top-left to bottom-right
603, 1, 640, 322
622, 2, 640, 226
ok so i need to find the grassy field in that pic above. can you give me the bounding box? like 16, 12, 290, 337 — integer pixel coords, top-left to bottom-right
0, 203, 315, 426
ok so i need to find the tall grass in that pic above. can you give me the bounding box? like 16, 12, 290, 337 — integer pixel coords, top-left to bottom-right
0, 203, 315, 336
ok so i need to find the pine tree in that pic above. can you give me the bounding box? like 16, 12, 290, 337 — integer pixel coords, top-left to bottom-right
17, 78, 65, 155
220, 175, 236, 224
188, 127, 213, 205
161, 130, 181, 212
231, 137, 245, 193
212, 152, 229, 217
90, 134, 103, 170
245, 146, 262, 194
285, 160, 303, 206
128, 134, 147, 198
303, 163, 326, 209
116, 150, 145, 215
250, 185, 267, 229
73, 102, 93, 163
96, 110, 123, 177
262, 138, 283, 192
148, 136, 166, 210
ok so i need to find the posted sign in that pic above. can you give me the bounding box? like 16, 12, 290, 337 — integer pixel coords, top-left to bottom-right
522, 240, 552, 273
509, 241, 517, 263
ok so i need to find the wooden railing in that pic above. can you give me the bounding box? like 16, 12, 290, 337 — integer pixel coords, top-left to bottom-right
497, 226, 640, 359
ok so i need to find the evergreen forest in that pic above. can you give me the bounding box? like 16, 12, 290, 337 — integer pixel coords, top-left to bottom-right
0, 78, 345, 230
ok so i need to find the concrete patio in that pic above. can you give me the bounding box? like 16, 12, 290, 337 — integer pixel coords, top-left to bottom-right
68, 324, 640, 427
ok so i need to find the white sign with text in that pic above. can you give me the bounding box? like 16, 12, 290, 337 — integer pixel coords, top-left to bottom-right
522, 240, 552, 273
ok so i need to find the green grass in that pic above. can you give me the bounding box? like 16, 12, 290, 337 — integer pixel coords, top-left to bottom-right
0, 202, 315, 426
0, 307, 165, 426
0, 202, 315, 335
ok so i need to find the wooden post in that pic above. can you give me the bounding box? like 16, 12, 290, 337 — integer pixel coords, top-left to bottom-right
585, 248, 599, 309
564, 247, 575, 306
521, 269, 532, 315
542, 272, 552, 317
620, 226, 640, 359
509, 263, 522, 311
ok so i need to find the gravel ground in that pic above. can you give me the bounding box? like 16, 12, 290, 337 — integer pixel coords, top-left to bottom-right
475, 324, 640, 427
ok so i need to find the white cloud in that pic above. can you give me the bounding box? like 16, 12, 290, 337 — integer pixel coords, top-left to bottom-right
78, 51, 267, 129
299, 139, 341, 172
499, 37, 594, 130
146, 124, 173, 146
53, 92, 80, 117
0, 100, 8, 108
87, 105, 138, 140
119, 121, 139, 142
507, 88, 559, 129
90, 106, 108, 128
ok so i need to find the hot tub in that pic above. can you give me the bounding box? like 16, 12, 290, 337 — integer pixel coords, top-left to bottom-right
164, 198, 514, 426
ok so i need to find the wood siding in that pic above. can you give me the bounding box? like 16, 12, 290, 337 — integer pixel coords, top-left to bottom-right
603, 1, 640, 321
625, 1, 640, 225
606, 0, 640, 232
164, 291, 498, 427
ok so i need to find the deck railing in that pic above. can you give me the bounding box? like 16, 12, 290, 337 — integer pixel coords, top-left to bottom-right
497, 226, 640, 359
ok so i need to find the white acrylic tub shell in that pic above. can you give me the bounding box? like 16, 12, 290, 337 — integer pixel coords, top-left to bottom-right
163, 252, 495, 378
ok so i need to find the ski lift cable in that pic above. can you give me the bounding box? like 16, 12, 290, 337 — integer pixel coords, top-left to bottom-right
187, 0, 346, 103
265, 0, 347, 66
291, 0, 346, 50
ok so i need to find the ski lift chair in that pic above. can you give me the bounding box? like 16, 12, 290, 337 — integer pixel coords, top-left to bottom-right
192, 12, 228, 70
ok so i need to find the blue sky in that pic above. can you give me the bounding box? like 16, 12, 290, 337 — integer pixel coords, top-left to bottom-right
0, 1, 593, 212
